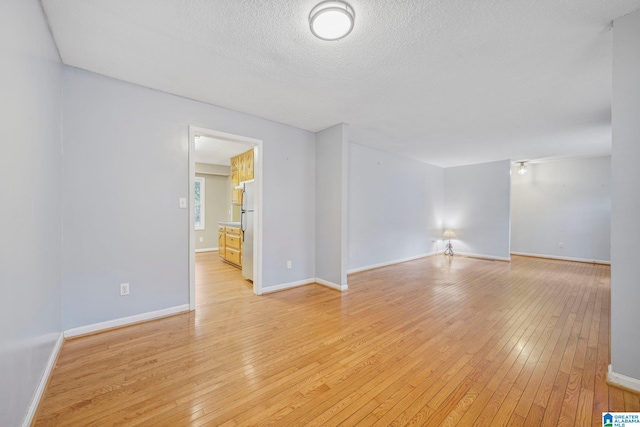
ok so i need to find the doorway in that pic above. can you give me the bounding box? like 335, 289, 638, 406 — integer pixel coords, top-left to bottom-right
188, 126, 263, 310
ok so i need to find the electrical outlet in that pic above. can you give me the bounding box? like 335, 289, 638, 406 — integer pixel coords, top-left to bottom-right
199, 237, 203, 242
120, 283, 130, 296
287, 260, 292, 270
559, 241, 564, 248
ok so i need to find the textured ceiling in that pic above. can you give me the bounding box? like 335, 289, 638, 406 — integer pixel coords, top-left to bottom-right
42, 0, 640, 167
194, 136, 248, 166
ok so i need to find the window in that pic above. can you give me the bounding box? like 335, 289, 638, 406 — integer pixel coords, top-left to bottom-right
195, 177, 205, 230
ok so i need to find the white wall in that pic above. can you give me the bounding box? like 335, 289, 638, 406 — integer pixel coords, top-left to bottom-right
444, 160, 511, 260
62, 67, 316, 329
195, 172, 230, 251
195, 163, 230, 176
348, 143, 444, 271
316, 124, 348, 287
511, 157, 611, 263
0, 1, 63, 425
611, 9, 640, 385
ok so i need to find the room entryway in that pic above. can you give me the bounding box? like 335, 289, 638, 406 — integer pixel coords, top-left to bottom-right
188, 126, 263, 310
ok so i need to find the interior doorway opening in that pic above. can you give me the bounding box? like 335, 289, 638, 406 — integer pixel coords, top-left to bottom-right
188, 126, 263, 310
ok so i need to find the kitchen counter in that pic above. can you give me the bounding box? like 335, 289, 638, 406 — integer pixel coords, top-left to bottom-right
218, 221, 241, 228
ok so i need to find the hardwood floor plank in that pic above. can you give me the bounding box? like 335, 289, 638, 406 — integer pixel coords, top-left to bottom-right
575, 388, 595, 427
624, 390, 640, 411
33, 254, 627, 426
523, 403, 546, 426
507, 412, 527, 426
593, 274, 612, 425
456, 388, 495, 426
556, 367, 584, 426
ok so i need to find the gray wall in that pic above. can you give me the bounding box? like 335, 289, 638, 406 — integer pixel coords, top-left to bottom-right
511, 157, 611, 262
315, 124, 348, 286
348, 143, 444, 271
195, 165, 231, 251
0, 1, 63, 425
611, 9, 640, 383
62, 67, 316, 329
444, 160, 512, 259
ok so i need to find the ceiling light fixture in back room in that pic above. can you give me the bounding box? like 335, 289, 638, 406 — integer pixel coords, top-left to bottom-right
309, 1, 355, 41
518, 162, 528, 175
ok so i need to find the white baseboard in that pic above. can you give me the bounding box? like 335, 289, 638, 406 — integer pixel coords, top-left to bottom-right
195, 247, 218, 253
64, 304, 190, 338
510, 251, 610, 265
22, 305, 190, 423
261, 277, 349, 294
347, 252, 436, 274
455, 251, 511, 262
315, 278, 348, 292
22, 332, 64, 427
262, 278, 316, 294
608, 364, 640, 393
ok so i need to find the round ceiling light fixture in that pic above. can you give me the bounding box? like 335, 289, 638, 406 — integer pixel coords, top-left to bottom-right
309, 1, 355, 41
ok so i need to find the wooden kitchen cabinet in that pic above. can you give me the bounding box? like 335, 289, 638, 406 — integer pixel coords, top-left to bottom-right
217, 224, 242, 267
225, 226, 242, 267
218, 226, 226, 258
230, 148, 254, 205
244, 149, 254, 180
226, 233, 241, 251
231, 170, 239, 204
238, 151, 246, 182
225, 247, 241, 265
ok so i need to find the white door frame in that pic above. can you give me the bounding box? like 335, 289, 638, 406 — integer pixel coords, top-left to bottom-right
188, 126, 264, 310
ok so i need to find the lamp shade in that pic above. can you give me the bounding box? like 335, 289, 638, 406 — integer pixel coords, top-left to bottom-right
442, 229, 456, 239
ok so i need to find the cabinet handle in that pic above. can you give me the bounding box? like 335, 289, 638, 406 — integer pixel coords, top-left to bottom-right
241, 211, 245, 242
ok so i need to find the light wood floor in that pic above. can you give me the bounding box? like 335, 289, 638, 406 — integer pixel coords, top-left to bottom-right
34, 253, 639, 426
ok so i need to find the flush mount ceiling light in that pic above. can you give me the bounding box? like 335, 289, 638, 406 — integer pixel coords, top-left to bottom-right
309, 1, 355, 41
517, 162, 528, 175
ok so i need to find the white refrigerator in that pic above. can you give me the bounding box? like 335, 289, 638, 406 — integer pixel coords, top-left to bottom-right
241, 181, 254, 281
